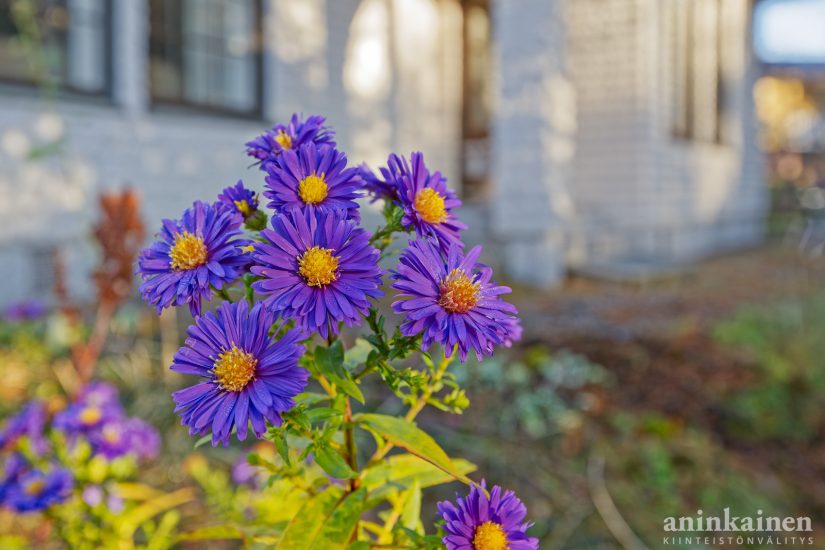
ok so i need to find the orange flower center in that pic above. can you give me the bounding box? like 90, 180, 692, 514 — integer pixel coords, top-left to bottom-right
298, 173, 329, 205
438, 269, 480, 314
414, 188, 447, 224
169, 231, 208, 271
298, 246, 340, 287
213, 346, 258, 392
473, 521, 509, 550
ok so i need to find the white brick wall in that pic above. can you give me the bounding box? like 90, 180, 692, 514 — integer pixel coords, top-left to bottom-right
565, 0, 767, 268
0, 0, 768, 304
0, 0, 462, 306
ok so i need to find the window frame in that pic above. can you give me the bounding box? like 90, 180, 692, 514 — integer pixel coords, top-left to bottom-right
0, 0, 114, 99
147, 0, 265, 120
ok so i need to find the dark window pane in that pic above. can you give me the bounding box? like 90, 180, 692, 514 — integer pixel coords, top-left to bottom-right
0, 0, 109, 94
149, 0, 262, 116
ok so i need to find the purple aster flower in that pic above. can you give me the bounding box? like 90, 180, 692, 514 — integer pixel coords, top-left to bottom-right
217, 180, 260, 221
231, 455, 259, 487
88, 418, 160, 461
0, 401, 48, 453
387, 152, 466, 253
251, 208, 383, 339
82, 484, 104, 507
246, 113, 335, 171
170, 300, 308, 447
137, 201, 250, 317
263, 143, 362, 221
392, 239, 519, 362
54, 382, 123, 436
359, 164, 398, 203
438, 481, 539, 550
3, 299, 48, 322
499, 316, 523, 348
0, 453, 26, 503
4, 466, 73, 513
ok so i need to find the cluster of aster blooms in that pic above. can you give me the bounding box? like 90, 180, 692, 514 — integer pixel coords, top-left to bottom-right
136, 113, 536, 549
0, 382, 159, 514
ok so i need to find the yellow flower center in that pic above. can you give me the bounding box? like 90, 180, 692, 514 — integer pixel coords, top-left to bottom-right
213, 345, 258, 392
25, 479, 46, 496
234, 199, 254, 217
80, 407, 102, 426
414, 188, 447, 224
242, 244, 256, 254
298, 246, 340, 287
298, 173, 329, 205
473, 521, 509, 550
438, 269, 480, 314
274, 129, 292, 149
169, 231, 208, 271
103, 425, 121, 444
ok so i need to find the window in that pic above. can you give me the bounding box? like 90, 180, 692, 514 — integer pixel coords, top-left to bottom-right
149, 0, 263, 116
671, 0, 729, 143
461, 0, 492, 200
0, 0, 111, 94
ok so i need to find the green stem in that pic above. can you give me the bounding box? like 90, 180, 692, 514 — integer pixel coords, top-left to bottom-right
344, 398, 359, 492
360, 351, 454, 473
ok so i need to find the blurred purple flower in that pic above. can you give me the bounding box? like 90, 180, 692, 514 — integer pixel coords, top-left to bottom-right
3, 466, 73, 513
54, 382, 123, 435
88, 418, 160, 461
2, 300, 48, 322
82, 484, 103, 507
0, 401, 48, 453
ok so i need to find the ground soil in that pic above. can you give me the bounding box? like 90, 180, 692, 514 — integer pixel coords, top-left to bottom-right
510, 245, 825, 513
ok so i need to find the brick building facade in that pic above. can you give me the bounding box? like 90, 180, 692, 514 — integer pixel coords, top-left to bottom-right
0, 0, 766, 304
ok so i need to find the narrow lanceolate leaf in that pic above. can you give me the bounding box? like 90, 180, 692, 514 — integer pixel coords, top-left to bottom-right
276, 487, 344, 550
362, 454, 477, 493
401, 481, 422, 532
313, 442, 357, 479
356, 414, 472, 484
315, 342, 365, 403
312, 488, 367, 550
176, 525, 244, 542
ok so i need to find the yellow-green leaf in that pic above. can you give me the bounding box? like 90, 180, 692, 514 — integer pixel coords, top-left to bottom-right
357, 414, 471, 484
313, 488, 366, 550
313, 443, 357, 479
276, 487, 343, 550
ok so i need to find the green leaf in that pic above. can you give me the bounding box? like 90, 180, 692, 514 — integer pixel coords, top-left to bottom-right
344, 338, 373, 370
312, 488, 366, 550
177, 525, 244, 542
193, 434, 212, 449
313, 443, 357, 479
362, 455, 476, 503
276, 487, 343, 550
306, 407, 342, 423
356, 414, 471, 484
272, 431, 291, 466
315, 342, 365, 403
401, 482, 422, 532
